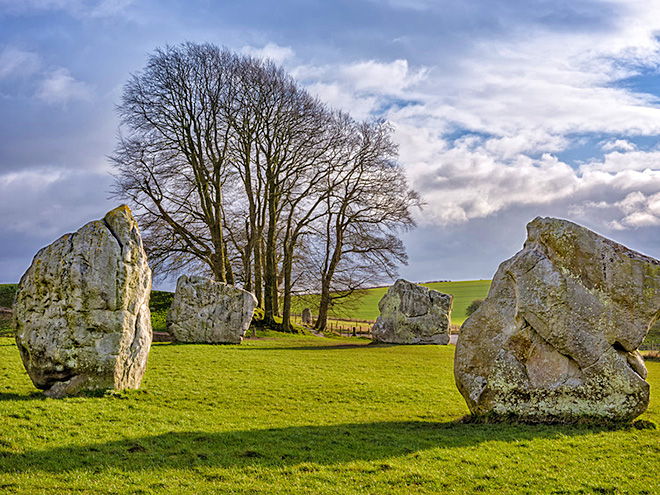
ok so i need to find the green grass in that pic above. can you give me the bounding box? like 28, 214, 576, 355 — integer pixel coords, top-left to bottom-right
295, 280, 492, 326
149, 290, 174, 333
0, 334, 659, 494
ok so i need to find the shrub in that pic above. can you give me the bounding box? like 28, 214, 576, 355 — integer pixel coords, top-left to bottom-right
465, 298, 484, 318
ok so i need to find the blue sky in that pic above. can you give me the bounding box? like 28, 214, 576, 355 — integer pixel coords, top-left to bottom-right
2, 0, 660, 289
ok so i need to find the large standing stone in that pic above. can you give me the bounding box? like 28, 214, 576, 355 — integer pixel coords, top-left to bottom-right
455, 217, 660, 422
13, 205, 152, 398
371, 279, 453, 344
166, 275, 257, 344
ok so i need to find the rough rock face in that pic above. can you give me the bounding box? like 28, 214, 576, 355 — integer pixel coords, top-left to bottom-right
371, 279, 453, 344
302, 308, 312, 325
14, 205, 152, 398
455, 217, 660, 422
166, 275, 257, 344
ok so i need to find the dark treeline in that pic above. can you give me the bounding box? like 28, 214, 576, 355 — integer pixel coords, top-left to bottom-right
112, 42, 419, 332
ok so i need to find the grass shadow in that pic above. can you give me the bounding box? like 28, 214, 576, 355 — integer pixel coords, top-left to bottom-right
0, 420, 624, 474
241, 343, 373, 351
0, 391, 45, 402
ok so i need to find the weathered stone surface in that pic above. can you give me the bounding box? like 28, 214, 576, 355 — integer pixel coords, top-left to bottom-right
455, 217, 660, 422
371, 279, 453, 344
302, 308, 312, 325
14, 205, 152, 398
166, 275, 257, 344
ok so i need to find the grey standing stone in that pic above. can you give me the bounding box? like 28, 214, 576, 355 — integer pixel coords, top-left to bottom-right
371, 279, 453, 344
454, 217, 660, 422
302, 308, 312, 325
166, 275, 257, 344
14, 205, 152, 398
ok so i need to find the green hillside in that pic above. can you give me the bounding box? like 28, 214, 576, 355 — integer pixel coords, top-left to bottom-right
293, 280, 492, 326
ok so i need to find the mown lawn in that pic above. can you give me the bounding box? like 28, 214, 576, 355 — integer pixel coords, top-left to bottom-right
1, 334, 659, 494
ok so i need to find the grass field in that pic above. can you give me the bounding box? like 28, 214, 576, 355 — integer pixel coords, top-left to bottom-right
0, 333, 659, 494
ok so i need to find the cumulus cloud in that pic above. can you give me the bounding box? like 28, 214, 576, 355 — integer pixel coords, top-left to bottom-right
407, 142, 660, 227
340, 59, 427, 94
284, 1, 660, 235
35, 68, 94, 105
600, 139, 637, 152
242, 42, 295, 65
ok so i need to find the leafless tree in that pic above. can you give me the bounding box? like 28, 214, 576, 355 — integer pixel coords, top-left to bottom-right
112, 42, 419, 333
311, 119, 420, 332
112, 43, 239, 282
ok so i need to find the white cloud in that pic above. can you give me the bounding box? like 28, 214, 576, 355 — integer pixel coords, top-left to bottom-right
600, 139, 637, 152
241, 42, 295, 65
305, 82, 378, 120
0, 46, 40, 80
284, 1, 660, 234
35, 68, 94, 104
295, 58, 426, 94
340, 59, 427, 94
580, 150, 660, 174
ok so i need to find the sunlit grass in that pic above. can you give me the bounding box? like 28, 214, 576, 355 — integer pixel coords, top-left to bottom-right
1, 334, 659, 494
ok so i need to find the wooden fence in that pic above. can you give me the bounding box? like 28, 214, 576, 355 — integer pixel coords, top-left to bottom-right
291, 314, 462, 338
291, 313, 374, 337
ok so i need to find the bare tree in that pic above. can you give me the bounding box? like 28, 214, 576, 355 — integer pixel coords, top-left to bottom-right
112, 42, 418, 334
311, 119, 420, 332
112, 43, 240, 282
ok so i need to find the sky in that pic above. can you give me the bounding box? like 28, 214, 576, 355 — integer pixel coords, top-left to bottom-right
2, 0, 660, 290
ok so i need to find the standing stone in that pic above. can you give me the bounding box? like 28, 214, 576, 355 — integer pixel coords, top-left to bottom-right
13, 205, 152, 398
302, 308, 312, 325
455, 217, 660, 422
371, 279, 453, 344
166, 275, 257, 344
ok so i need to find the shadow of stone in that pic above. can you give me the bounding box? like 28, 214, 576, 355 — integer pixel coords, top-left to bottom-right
0, 392, 45, 402
0, 420, 611, 474
242, 343, 373, 351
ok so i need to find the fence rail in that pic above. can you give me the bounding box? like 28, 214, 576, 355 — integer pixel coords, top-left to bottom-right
291, 313, 374, 337
292, 314, 462, 338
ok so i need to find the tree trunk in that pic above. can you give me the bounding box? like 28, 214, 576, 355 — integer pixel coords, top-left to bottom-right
315, 276, 332, 332
315, 225, 344, 332
253, 236, 263, 307
223, 240, 235, 285
243, 220, 252, 293
212, 251, 226, 283
281, 244, 295, 333
264, 195, 278, 326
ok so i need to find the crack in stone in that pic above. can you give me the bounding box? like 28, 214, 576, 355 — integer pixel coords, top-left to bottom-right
102, 218, 124, 253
